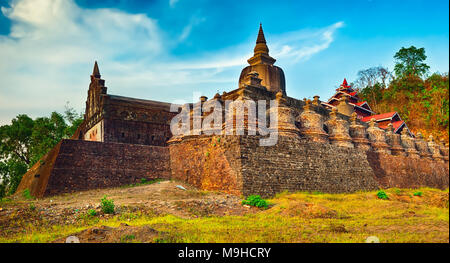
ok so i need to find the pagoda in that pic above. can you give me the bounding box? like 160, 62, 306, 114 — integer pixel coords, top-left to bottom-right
323, 79, 411, 135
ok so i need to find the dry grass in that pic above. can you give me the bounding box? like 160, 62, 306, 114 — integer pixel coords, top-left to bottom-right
0, 187, 448, 243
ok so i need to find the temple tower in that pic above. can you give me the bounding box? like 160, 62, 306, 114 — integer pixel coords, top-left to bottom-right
239, 24, 286, 96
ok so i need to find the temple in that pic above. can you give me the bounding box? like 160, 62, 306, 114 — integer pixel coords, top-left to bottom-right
323, 78, 411, 135
16, 25, 448, 198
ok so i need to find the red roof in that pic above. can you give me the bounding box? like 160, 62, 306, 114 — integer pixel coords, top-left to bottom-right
336, 78, 352, 91
361, 112, 397, 122
355, 101, 367, 106
378, 120, 405, 132
342, 78, 349, 88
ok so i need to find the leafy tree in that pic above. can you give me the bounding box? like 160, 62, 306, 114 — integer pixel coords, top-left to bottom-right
0, 103, 83, 198
394, 46, 430, 78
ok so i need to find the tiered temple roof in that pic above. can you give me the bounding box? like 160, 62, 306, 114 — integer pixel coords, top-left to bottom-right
323, 79, 411, 135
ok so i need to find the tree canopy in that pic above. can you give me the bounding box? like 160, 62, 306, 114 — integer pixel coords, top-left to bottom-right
0, 104, 83, 198
393, 46, 430, 78
354, 47, 448, 143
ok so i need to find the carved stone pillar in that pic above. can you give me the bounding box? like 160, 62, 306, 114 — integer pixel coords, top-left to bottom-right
385, 123, 405, 156
400, 129, 419, 158
349, 112, 371, 151
415, 132, 432, 159
367, 118, 391, 154
298, 100, 328, 142
325, 108, 353, 148
428, 135, 443, 161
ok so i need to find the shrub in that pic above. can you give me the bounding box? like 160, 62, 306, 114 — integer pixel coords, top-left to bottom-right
140, 178, 148, 184
242, 195, 269, 209
87, 209, 97, 216
29, 203, 36, 211
100, 195, 115, 214
22, 189, 33, 199
377, 190, 389, 200
413, 191, 423, 197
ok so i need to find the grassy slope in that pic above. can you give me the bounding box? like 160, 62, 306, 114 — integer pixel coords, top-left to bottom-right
0, 187, 448, 243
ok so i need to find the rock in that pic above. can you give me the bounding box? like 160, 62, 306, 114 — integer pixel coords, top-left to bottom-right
365, 236, 380, 243
176, 185, 187, 191
65, 236, 80, 243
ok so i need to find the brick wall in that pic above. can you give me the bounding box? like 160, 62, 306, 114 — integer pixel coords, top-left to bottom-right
169, 135, 449, 197
169, 136, 244, 196
239, 136, 380, 197
17, 139, 170, 197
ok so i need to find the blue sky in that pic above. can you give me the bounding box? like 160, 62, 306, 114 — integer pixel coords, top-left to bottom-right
0, 0, 448, 124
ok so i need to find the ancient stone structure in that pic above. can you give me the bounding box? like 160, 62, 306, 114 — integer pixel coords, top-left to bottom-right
17, 25, 449, 198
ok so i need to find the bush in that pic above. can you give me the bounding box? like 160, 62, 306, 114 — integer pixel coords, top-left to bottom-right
22, 189, 33, 199
242, 195, 269, 209
413, 191, 423, 197
100, 195, 115, 214
87, 209, 97, 216
377, 190, 389, 200
29, 203, 36, 211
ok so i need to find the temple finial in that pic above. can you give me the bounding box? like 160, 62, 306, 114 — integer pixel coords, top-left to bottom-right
253, 24, 269, 56
256, 23, 266, 44
92, 61, 100, 78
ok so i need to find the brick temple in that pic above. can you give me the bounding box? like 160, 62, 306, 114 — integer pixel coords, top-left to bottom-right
17, 25, 449, 198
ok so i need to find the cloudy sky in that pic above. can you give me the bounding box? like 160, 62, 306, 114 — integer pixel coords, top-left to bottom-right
0, 0, 448, 124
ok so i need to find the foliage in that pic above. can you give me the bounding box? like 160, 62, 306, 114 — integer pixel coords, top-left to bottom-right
394, 46, 430, 78
0, 103, 83, 198
376, 190, 389, 200
87, 209, 97, 216
354, 47, 448, 142
29, 203, 36, 211
22, 189, 33, 199
414, 191, 423, 197
242, 195, 269, 209
100, 195, 115, 214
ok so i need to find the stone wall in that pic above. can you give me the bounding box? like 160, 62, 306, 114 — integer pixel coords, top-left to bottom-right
240, 136, 379, 197
169, 136, 243, 196
17, 139, 170, 197
367, 151, 449, 189
168, 83, 449, 197
169, 135, 380, 197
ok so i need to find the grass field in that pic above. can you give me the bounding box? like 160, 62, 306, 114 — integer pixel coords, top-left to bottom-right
0, 186, 448, 243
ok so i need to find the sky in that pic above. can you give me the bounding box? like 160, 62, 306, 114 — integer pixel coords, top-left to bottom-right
0, 0, 448, 125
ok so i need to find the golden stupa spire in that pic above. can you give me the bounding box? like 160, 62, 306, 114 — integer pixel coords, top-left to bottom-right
248, 24, 275, 66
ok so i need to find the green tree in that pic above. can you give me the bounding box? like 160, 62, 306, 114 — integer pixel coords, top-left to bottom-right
394, 46, 430, 78
0, 104, 83, 197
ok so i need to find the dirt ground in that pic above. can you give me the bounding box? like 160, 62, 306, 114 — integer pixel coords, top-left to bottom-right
0, 180, 259, 242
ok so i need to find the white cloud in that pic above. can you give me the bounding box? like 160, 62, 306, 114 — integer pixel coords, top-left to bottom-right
271, 21, 345, 63
0, 0, 343, 125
